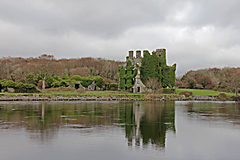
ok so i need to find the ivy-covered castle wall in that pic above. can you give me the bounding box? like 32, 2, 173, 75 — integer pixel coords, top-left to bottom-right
118, 49, 176, 91
140, 49, 176, 88
118, 60, 138, 90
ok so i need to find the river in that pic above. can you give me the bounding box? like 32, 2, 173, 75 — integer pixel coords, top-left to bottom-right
0, 101, 239, 160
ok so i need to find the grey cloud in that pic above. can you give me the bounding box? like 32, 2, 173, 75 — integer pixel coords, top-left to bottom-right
0, 0, 176, 37
0, 0, 240, 76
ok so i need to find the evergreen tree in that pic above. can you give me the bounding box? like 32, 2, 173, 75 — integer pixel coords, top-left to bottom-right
62, 73, 70, 80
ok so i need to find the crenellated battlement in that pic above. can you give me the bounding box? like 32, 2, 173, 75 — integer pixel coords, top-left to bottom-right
127, 48, 166, 60
126, 48, 167, 67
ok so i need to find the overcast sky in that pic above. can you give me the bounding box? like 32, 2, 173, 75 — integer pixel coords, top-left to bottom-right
0, 0, 240, 76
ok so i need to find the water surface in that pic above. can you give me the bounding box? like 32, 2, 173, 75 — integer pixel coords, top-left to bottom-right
0, 101, 239, 160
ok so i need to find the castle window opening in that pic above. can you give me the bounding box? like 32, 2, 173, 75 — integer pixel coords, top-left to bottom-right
137, 87, 140, 93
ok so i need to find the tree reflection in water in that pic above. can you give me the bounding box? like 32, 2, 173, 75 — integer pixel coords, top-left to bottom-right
0, 101, 176, 148
184, 102, 240, 124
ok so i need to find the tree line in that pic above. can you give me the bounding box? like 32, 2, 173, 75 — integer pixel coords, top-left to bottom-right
0, 54, 124, 82
0, 54, 124, 92
176, 67, 240, 96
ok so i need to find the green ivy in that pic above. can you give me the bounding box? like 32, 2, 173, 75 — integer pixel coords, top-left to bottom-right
118, 60, 137, 90
0, 79, 37, 93
80, 77, 93, 88
118, 66, 125, 89
62, 73, 70, 80
94, 76, 103, 88
71, 75, 82, 81
140, 49, 176, 88
26, 73, 37, 85
45, 74, 54, 87
54, 76, 62, 81
110, 83, 118, 89
71, 75, 103, 88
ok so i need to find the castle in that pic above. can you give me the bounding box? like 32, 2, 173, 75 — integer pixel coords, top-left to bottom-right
118, 48, 176, 93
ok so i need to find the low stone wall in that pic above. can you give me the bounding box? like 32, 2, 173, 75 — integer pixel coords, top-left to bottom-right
193, 96, 216, 101
0, 95, 134, 101
0, 95, 223, 101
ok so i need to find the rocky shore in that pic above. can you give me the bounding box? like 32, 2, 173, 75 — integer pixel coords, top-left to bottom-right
0, 95, 150, 101
0, 95, 221, 101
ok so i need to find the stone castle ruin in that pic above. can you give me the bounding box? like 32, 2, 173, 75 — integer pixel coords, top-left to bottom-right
119, 48, 176, 93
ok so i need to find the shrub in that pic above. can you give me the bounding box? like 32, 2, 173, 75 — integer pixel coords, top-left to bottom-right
206, 83, 216, 89
196, 84, 204, 89
45, 75, 54, 87
71, 75, 103, 88
26, 73, 37, 85
110, 83, 118, 90
163, 88, 175, 94
0, 80, 38, 93
94, 76, 103, 88
62, 73, 70, 80
37, 80, 49, 89
176, 81, 185, 88
60, 81, 69, 87
17, 77, 27, 83
187, 78, 196, 89
71, 75, 82, 81
196, 76, 213, 89
145, 77, 161, 92
15, 82, 25, 89
179, 91, 194, 97
53, 76, 62, 81
52, 80, 61, 88
46, 87, 75, 92
0, 79, 8, 88
76, 88, 85, 93
7, 80, 16, 88
217, 93, 227, 101
149, 94, 157, 99
105, 82, 110, 90
15, 82, 38, 93
80, 79, 93, 88
59, 87, 75, 92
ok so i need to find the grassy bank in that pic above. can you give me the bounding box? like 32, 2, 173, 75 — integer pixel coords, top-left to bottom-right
176, 89, 237, 97
0, 90, 144, 98
0, 88, 237, 97
0, 88, 238, 100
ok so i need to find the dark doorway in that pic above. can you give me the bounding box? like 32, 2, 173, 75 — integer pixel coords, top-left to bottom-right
137, 87, 140, 93
75, 84, 80, 89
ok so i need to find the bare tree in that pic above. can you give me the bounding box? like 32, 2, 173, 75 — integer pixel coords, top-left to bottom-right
228, 72, 240, 97
145, 77, 162, 93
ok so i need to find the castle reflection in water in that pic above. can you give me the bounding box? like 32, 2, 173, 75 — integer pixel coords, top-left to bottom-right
0, 101, 176, 148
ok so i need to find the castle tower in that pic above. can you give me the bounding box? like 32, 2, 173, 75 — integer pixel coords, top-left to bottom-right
129, 51, 133, 59
143, 50, 148, 56
136, 50, 141, 58
156, 49, 162, 57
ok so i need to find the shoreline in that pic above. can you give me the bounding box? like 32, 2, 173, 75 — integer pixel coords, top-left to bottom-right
0, 95, 237, 101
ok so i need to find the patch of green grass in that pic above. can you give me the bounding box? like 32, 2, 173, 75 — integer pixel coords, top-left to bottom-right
176, 89, 236, 97
0, 92, 33, 96
82, 91, 143, 96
